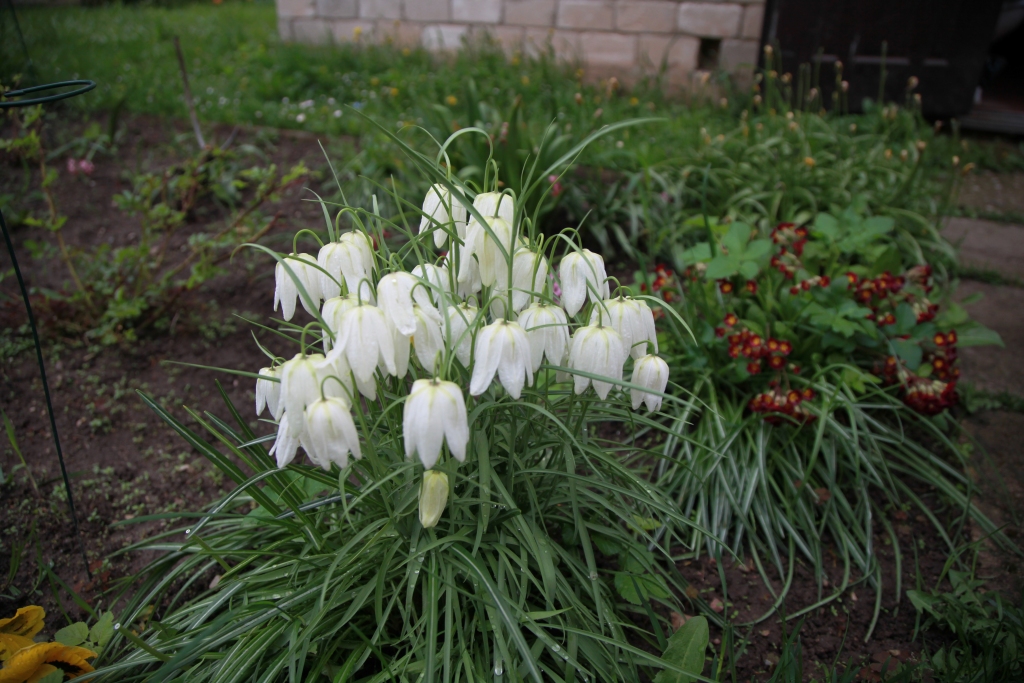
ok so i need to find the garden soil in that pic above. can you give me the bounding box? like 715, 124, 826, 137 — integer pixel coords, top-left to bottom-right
1, 114, 1021, 681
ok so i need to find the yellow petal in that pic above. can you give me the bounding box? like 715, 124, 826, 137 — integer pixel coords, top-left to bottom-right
0, 634, 35, 662
0, 643, 95, 683
0, 607, 45, 639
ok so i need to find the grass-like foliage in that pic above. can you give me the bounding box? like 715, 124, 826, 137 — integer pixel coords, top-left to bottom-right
93, 120, 711, 682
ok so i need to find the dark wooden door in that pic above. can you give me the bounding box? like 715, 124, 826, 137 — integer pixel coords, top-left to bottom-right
761, 0, 1004, 117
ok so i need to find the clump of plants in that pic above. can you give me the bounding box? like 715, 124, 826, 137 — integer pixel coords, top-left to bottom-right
96, 122, 714, 681
0, 103, 309, 344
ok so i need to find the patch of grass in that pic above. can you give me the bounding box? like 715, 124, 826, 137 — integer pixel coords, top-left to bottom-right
951, 206, 1024, 226
960, 383, 1024, 414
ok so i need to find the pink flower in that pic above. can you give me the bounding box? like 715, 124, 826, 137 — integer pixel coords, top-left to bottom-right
547, 174, 563, 198
66, 158, 95, 175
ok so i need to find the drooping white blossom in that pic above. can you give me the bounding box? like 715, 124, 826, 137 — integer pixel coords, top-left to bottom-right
329, 305, 396, 392
630, 354, 670, 412
279, 354, 352, 436
269, 412, 302, 468
443, 302, 480, 366
403, 379, 469, 469
396, 305, 446, 374
492, 247, 548, 315
418, 184, 468, 249
304, 397, 361, 470
460, 216, 515, 289
567, 324, 625, 399
318, 231, 374, 301
516, 303, 570, 372
255, 366, 282, 419
378, 271, 437, 336
274, 253, 322, 321
589, 297, 658, 360
411, 264, 450, 306
321, 294, 359, 353
419, 470, 450, 529
469, 319, 533, 399
558, 249, 609, 317
472, 191, 514, 225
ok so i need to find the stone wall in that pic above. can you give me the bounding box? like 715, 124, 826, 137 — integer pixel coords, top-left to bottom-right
276, 0, 764, 84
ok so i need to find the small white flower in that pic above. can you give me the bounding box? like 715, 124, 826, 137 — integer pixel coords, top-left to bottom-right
274, 253, 322, 321
279, 354, 352, 435
304, 397, 361, 470
470, 319, 533, 399
558, 249, 609, 317
330, 304, 396, 391
516, 303, 569, 372
630, 354, 670, 412
443, 302, 479, 366
270, 412, 302, 468
472, 191, 514, 224
378, 271, 436, 336
403, 379, 469, 469
461, 216, 515, 289
394, 305, 446, 374
255, 366, 282, 419
321, 295, 359, 353
567, 324, 625, 399
493, 247, 548, 315
419, 470, 450, 529
419, 184, 468, 249
411, 264, 450, 306
590, 297, 658, 360
456, 254, 482, 297
318, 231, 374, 301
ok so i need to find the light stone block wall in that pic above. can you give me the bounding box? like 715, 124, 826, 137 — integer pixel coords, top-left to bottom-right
277, 0, 764, 85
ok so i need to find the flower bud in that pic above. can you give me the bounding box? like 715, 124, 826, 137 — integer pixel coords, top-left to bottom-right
419, 471, 450, 529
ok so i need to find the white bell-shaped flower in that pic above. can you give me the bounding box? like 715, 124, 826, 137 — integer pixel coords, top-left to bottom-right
321, 294, 359, 353
401, 305, 446, 374
304, 397, 361, 470
631, 354, 670, 412
274, 253, 322, 321
455, 254, 482, 297
517, 303, 570, 372
403, 379, 469, 469
461, 216, 515, 289
567, 324, 625, 399
443, 302, 480, 367
318, 231, 374, 301
472, 191, 514, 224
558, 249, 609, 317
269, 412, 302, 468
469, 319, 533, 399
329, 304, 397, 391
255, 366, 282, 419
279, 353, 352, 431
590, 296, 658, 360
419, 184, 468, 249
493, 247, 548, 315
378, 271, 436, 336
411, 264, 450, 306
419, 470, 450, 529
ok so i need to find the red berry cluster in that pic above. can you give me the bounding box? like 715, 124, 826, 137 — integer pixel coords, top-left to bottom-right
788, 274, 831, 295
749, 386, 817, 424
640, 263, 677, 303
768, 223, 808, 279
903, 377, 957, 415
928, 331, 959, 381
716, 318, 796, 375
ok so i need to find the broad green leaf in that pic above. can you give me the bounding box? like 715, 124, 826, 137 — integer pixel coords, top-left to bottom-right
614, 572, 670, 605
812, 213, 839, 240
722, 222, 752, 254
36, 671, 64, 683
678, 242, 712, 265
743, 238, 772, 261
892, 338, 923, 370
894, 303, 917, 335
704, 254, 740, 280
54, 622, 89, 647
738, 259, 760, 280
89, 612, 115, 648
956, 326, 1004, 348
654, 615, 709, 683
